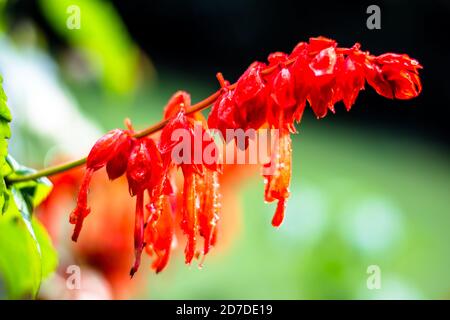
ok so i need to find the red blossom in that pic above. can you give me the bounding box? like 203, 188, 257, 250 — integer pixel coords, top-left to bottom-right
365, 53, 422, 99
70, 129, 132, 241
69, 37, 422, 275
208, 87, 239, 142
160, 91, 221, 264
126, 137, 163, 276
207, 36, 422, 227
233, 62, 268, 131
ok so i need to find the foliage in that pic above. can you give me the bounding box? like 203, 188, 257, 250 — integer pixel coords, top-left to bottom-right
0, 75, 12, 214
0, 77, 57, 299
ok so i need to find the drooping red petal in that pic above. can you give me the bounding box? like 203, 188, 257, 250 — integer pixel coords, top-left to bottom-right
307, 46, 338, 118
334, 55, 365, 110
289, 42, 310, 124
69, 168, 94, 242
268, 67, 297, 131
181, 169, 198, 264
263, 127, 292, 227
198, 170, 220, 255
145, 194, 174, 273
70, 129, 132, 242
127, 138, 163, 276
130, 191, 145, 277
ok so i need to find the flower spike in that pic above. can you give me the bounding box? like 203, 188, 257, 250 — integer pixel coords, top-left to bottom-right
68, 37, 422, 275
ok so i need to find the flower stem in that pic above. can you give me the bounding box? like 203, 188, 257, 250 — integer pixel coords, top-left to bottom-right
5, 87, 227, 183
5, 57, 296, 184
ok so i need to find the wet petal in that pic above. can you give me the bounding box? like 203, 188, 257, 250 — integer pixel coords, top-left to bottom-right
130, 192, 145, 277
70, 168, 94, 242
198, 170, 220, 255
145, 195, 174, 273
181, 170, 198, 264
87, 129, 130, 171
263, 129, 292, 227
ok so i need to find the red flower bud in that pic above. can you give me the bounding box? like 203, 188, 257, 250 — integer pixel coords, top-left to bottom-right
86, 129, 131, 172
365, 53, 422, 99
233, 62, 268, 131
208, 88, 239, 141
70, 129, 132, 241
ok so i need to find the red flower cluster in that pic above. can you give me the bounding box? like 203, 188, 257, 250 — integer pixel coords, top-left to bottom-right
70, 92, 221, 275
208, 36, 422, 227
70, 36, 422, 275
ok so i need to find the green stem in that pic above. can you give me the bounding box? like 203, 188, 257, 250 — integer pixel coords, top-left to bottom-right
6, 157, 87, 183
5, 57, 297, 184
5, 88, 224, 184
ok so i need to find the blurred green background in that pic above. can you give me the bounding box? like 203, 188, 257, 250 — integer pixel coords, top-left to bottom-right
0, 0, 448, 299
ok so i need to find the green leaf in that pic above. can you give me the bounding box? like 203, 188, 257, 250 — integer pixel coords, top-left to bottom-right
7, 156, 53, 208
0, 155, 57, 299
0, 196, 57, 299
0, 75, 12, 214
7, 156, 54, 260
0, 76, 12, 123
0, 75, 57, 299
33, 217, 58, 281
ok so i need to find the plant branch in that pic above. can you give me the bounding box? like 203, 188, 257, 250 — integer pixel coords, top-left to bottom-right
5, 86, 229, 183
5, 58, 296, 184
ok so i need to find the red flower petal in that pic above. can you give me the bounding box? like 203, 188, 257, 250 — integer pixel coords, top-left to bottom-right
130, 191, 144, 277
198, 170, 220, 255
365, 53, 422, 99
106, 135, 133, 180
307, 36, 337, 54
208, 89, 238, 140
334, 55, 365, 110
307, 47, 338, 118
70, 129, 132, 242
163, 91, 191, 119
181, 169, 198, 264
86, 129, 130, 171
69, 168, 94, 242
127, 138, 163, 196
263, 129, 292, 227
127, 138, 163, 276
233, 62, 268, 131
145, 195, 174, 273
